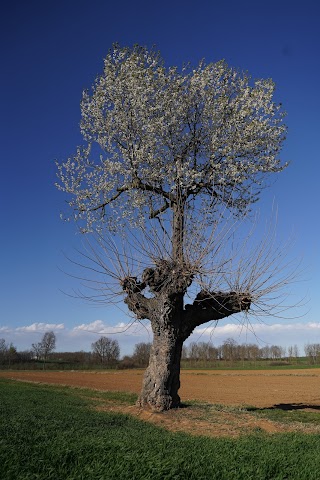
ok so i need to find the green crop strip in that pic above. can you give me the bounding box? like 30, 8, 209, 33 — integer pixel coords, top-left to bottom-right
1, 379, 320, 480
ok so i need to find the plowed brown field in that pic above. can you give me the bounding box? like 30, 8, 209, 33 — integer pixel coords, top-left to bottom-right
1, 368, 320, 408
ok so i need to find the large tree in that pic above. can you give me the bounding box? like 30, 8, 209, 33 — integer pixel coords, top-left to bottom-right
56, 45, 289, 411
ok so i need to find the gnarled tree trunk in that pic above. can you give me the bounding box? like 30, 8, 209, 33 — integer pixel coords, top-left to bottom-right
123, 268, 251, 411
138, 324, 184, 410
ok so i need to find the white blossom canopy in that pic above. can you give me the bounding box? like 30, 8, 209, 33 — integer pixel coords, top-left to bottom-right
56, 44, 287, 233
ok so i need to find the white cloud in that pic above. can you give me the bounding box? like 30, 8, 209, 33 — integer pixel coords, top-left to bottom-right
15, 322, 65, 333
194, 321, 320, 337
1, 319, 320, 356
72, 319, 151, 337
0, 326, 11, 333
189, 321, 320, 351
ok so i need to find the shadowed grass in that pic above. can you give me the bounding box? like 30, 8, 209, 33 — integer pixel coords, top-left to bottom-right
72, 386, 138, 405
185, 399, 320, 427
246, 405, 320, 425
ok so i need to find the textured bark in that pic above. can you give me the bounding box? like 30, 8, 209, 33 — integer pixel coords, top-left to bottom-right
137, 325, 183, 410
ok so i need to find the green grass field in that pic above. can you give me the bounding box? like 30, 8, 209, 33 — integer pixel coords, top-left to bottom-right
1, 379, 320, 480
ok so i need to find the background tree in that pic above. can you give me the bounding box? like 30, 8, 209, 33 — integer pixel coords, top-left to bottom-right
293, 344, 300, 362
6, 344, 18, 367
304, 344, 320, 365
132, 342, 152, 367
181, 345, 188, 361
221, 338, 238, 363
32, 331, 56, 366
260, 345, 271, 360
17, 350, 33, 364
288, 344, 299, 363
188, 342, 201, 365
0, 338, 7, 364
41, 331, 56, 362
186, 341, 217, 367
31, 341, 43, 361
0, 339, 12, 366
56, 44, 291, 411
270, 345, 285, 361
91, 336, 120, 365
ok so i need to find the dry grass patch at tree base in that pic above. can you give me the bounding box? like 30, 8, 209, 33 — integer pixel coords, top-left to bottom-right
92, 400, 320, 438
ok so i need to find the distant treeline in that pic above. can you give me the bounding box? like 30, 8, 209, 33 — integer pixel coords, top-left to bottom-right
2, 336, 320, 369
0, 335, 120, 370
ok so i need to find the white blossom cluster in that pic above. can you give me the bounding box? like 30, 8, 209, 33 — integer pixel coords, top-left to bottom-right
56, 44, 287, 232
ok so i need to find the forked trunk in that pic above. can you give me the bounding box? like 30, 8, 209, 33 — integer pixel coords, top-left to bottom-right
137, 198, 187, 411
137, 326, 183, 411
122, 194, 250, 410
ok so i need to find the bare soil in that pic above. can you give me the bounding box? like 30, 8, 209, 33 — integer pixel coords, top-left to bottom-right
2, 369, 320, 437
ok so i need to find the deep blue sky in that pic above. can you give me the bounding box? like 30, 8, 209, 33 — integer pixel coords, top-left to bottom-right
1, 0, 319, 355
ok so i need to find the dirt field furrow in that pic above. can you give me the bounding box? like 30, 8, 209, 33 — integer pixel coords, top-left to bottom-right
1, 369, 320, 409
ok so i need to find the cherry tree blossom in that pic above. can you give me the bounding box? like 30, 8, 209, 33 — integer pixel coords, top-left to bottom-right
56, 44, 289, 411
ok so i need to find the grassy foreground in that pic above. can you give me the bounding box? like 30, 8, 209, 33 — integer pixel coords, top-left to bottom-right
1, 379, 320, 480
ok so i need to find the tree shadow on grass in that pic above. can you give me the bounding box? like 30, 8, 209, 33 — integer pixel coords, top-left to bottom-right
247, 403, 320, 412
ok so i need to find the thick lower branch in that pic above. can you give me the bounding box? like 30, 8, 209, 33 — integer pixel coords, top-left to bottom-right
121, 277, 151, 319
183, 290, 251, 335
123, 293, 151, 319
